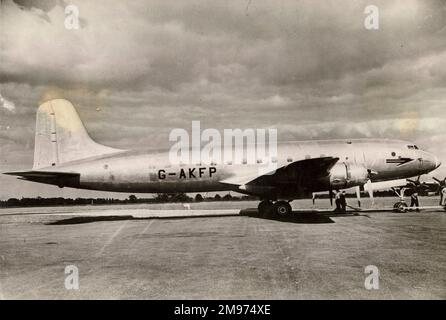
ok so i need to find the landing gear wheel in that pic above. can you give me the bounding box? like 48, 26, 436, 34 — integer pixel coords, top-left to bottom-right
273, 201, 292, 216
393, 202, 408, 213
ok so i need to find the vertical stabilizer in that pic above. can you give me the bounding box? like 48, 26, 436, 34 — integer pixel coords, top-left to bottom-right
33, 99, 123, 169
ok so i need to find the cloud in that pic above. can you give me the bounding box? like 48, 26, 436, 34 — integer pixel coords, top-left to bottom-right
1, 0, 445, 92
0, 93, 16, 112
13, 0, 61, 12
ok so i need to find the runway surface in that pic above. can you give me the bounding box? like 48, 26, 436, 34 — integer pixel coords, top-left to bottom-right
0, 198, 445, 299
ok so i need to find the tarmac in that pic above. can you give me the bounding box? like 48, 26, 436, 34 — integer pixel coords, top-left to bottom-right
0, 198, 445, 299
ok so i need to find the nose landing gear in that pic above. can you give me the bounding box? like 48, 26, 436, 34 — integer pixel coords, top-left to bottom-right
258, 200, 292, 217
391, 187, 409, 212
393, 201, 408, 213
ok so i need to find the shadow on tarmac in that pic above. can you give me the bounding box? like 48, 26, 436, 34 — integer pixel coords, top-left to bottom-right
239, 208, 368, 224
46, 209, 369, 225
46, 213, 238, 225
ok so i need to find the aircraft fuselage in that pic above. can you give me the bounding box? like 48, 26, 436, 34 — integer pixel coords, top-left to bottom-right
40, 139, 439, 199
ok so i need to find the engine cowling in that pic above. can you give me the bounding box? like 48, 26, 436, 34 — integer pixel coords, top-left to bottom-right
329, 162, 369, 189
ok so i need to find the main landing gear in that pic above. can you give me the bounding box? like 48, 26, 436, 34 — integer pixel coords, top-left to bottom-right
258, 200, 292, 217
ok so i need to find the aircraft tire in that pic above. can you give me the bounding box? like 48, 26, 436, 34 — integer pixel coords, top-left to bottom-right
274, 201, 292, 216
394, 202, 408, 213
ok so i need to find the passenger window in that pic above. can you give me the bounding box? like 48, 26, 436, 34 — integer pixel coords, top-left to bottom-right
287, 157, 293, 162
391, 152, 396, 157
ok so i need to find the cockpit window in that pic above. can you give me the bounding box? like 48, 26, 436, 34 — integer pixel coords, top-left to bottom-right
407, 145, 419, 150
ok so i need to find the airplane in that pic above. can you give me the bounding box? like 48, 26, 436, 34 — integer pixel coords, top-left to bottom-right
3, 99, 442, 216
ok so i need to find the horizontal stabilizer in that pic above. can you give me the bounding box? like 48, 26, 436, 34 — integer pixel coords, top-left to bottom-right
4, 171, 80, 187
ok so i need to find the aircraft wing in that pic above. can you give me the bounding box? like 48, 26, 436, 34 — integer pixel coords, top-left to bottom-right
220, 156, 339, 191
364, 177, 438, 193
363, 179, 408, 192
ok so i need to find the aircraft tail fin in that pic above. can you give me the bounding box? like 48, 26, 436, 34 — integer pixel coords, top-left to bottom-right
33, 99, 123, 169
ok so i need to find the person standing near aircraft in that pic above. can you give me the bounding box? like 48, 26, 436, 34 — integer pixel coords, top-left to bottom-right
410, 192, 420, 212
441, 187, 446, 206
340, 191, 347, 213
334, 190, 342, 213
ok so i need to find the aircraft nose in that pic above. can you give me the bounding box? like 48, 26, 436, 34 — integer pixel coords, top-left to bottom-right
420, 151, 440, 172
426, 153, 441, 171
435, 156, 441, 169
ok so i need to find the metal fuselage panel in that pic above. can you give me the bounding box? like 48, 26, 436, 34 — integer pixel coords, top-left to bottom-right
48, 139, 438, 195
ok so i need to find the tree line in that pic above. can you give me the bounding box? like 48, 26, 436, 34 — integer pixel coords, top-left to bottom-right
0, 189, 424, 208
0, 193, 259, 208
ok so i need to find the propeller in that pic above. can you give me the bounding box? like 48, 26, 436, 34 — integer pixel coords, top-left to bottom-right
329, 188, 333, 206
406, 176, 420, 185
355, 169, 377, 208
355, 186, 361, 208
354, 183, 375, 208
432, 177, 446, 184
433, 177, 446, 193
366, 179, 375, 206
406, 176, 429, 192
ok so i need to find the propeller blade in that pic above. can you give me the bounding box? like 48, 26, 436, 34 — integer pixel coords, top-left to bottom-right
329, 189, 333, 206
433, 177, 446, 187
366, 180, 375, 206
355, 186, 361, 208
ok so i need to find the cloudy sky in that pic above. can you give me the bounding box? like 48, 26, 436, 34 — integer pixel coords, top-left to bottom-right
1, 0, 446, 200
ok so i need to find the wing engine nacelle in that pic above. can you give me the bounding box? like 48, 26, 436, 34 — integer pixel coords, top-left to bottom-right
328, 162, 369, 189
